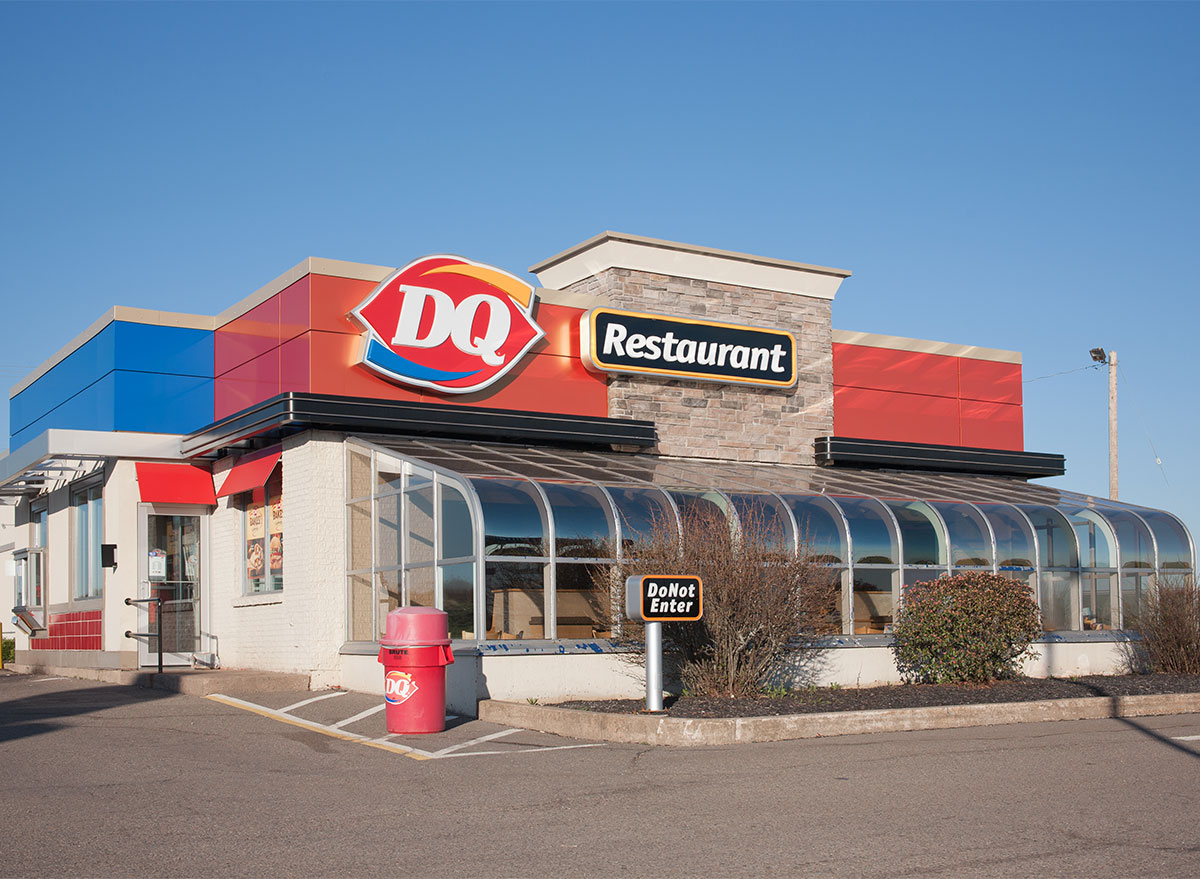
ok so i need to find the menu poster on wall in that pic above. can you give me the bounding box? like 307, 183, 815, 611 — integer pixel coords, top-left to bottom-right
246, 505, 265, 582
148, 549, 167, 581
269, 499, 283, 577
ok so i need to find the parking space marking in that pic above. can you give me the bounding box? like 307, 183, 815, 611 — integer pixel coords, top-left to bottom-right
432, 728, 519, 756
331, 702, 386, 729
1172, 735, 1200, 741
207, 694, 431, 761
31, 676, 67, 682
209, 693, 608, 760
279, 691, 348, 713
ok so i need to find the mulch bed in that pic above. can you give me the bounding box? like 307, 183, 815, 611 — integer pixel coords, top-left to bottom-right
555, 674, 1200, 718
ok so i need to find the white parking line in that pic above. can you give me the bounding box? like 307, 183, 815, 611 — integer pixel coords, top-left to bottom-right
1171, 734, 1200, 741
332, 702, 386, 729
210, 693, 606, 760
433, 728, 519, 756
31, 676, 67, 682
280, 691, 349, 713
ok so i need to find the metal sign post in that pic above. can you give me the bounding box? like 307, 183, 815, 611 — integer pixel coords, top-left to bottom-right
625, 574, 703, 714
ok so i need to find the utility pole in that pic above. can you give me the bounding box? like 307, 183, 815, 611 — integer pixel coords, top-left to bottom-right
1090, 347, 1118, 500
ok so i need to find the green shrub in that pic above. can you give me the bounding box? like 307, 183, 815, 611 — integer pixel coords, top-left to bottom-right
1124, 576, 1200, 675
890, 572, 1041, 684
2, 638, 14, 664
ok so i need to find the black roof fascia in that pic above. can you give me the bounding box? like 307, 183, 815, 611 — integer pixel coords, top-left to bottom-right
182, 392, 657, 458
814, 436, 1066, 479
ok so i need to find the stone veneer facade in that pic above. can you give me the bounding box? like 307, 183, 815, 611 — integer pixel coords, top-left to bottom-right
563, 267, 834, 465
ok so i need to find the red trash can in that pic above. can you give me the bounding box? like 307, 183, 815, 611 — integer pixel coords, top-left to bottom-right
377, 607, 455, 734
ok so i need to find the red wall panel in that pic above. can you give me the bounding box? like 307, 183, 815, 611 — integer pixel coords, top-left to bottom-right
214, 349, 281, 420
833, 386, 961, 446
31, 610, 102, 651
215, 296, 280, 376
959, 358, 1022, 404
832, 344, 959, 397
959, 400, 1023, 450
308, 274, 379, 335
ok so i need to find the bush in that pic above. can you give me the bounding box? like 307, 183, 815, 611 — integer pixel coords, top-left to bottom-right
1124, 576, 1200, 675
890, 572, 1041, 684
2, 638, 13, 665
603, 505, 839, 698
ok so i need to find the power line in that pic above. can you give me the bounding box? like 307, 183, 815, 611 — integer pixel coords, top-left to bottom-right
1022, 363, 1103, 384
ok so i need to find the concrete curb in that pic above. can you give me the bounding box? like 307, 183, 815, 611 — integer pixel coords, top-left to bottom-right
6, 662, 310, 696
478, 692, 1200, 746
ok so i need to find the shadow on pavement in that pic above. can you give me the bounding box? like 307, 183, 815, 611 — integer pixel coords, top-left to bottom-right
0, 676, 174, 744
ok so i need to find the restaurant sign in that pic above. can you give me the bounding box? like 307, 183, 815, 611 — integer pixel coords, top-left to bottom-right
580, 308, 796, 388
351, 256, 545, 394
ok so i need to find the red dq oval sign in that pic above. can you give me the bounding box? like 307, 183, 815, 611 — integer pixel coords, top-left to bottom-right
384, 670, 420, 705
351, 256, 545, 394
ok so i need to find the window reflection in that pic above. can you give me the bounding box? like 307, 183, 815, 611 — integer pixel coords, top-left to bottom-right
837, 498, 896, 565
884, 501, 946, 567
785, 495, 846, 563
931, 503, 993, 567
1018, 505, 1078, 568
1137, 510, 1193, 570
440, 483, 474, 560
472, 478, 547, 558
729, 493, 794, 555
542, 483, 614, 559
977, 504, 1034, 568
485, 561, 545, 639
605, 486, 676, 550
1101, 509, 1155, 570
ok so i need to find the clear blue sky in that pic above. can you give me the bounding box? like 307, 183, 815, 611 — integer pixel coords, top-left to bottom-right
2, 2, 1198, 541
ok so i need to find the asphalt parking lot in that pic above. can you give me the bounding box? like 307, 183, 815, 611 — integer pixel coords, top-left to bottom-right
4, 670, 1200, 878
206, 686, 606, 761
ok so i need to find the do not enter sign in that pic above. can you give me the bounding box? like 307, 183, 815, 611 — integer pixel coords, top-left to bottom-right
625, 574, 703, 622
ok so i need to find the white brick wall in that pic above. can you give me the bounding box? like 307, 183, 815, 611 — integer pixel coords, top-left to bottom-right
208, 431, 346, 680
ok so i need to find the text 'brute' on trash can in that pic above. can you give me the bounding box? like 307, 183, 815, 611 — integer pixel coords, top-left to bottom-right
377, 607, 455, 734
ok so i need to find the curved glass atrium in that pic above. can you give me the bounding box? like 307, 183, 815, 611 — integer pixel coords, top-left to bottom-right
345, 436, 1195, 643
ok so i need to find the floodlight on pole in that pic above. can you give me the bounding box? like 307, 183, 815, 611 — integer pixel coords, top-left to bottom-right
1090, 347, 1118, 499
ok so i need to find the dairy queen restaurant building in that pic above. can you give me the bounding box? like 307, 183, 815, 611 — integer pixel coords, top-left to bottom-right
1, 232, 1193, 715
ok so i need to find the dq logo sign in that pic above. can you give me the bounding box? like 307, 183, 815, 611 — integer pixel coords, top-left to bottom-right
384, 670, 420, 705
350, 256, 545, 394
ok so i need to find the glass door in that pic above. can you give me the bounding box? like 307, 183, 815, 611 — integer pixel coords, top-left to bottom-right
137, 505, 208, 666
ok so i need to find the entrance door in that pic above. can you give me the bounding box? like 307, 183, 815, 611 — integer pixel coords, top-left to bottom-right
137, 505, 209, 666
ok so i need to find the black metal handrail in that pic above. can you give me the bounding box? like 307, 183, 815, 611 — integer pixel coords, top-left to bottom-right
124, 596, 163, 674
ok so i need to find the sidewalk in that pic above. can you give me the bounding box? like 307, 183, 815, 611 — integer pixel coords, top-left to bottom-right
479, 691, 1200, 746
4, 660, 309, 696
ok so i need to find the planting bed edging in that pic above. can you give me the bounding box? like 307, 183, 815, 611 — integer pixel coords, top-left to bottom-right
477, 692, 1200, 747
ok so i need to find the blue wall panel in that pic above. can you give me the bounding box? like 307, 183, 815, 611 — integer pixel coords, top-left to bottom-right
10, 324, 117, 436
9, 321, 214, 445
112, 371, 214, 435
10, 374, 117, 450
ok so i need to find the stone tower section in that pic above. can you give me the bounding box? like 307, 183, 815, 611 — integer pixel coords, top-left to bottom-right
531, 232, 850, 465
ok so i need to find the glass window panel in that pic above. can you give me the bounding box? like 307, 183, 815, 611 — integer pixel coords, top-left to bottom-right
838, 498, 896, 565
555, 563, 612, 638
931, 503, 993, 567
885, 501, 946, 566
669, 490, 727, 522
375, 460, 404, 494
406, 566, 435, 608
348, 500, 373, 570
903, 568, 943, 587
1101, 509, 1155, 570
1065, 509, 1114, 569
542, 483, 615, 559
441, 562, 475, 639
785, 495, 846, 564
852, 567, 893, 633
408, 464, 433, 492
1138, 510, 1193, 570
472, 478, 547, 558
977, 504, 1035, 568
406, 485, 434, 567
485, 561, 545, 639
997, 569, 1038, 596
375, 494, 401, 568
1121, 573, 1150, 625
1082, 573, 1113, 630
1018, 505, 1078, 568
377, 570, 401, 639
729, 494, 794, 555
606, 486, 677, 549
348, 573, 373, 641
348, 449, 373, 499
439, 482, 475, 560
1039, 571, 1076, 631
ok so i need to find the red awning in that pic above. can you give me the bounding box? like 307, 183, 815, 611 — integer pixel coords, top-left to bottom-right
135, 463, 218, 505
216, 448, 281, 498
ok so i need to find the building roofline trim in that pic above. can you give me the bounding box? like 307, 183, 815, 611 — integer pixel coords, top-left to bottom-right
529, 232, 851, 300
833, 329, 1022, 364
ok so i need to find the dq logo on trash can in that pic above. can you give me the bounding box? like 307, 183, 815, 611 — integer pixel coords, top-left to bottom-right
350, 255, 545, 394
384, 670, 420, 705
